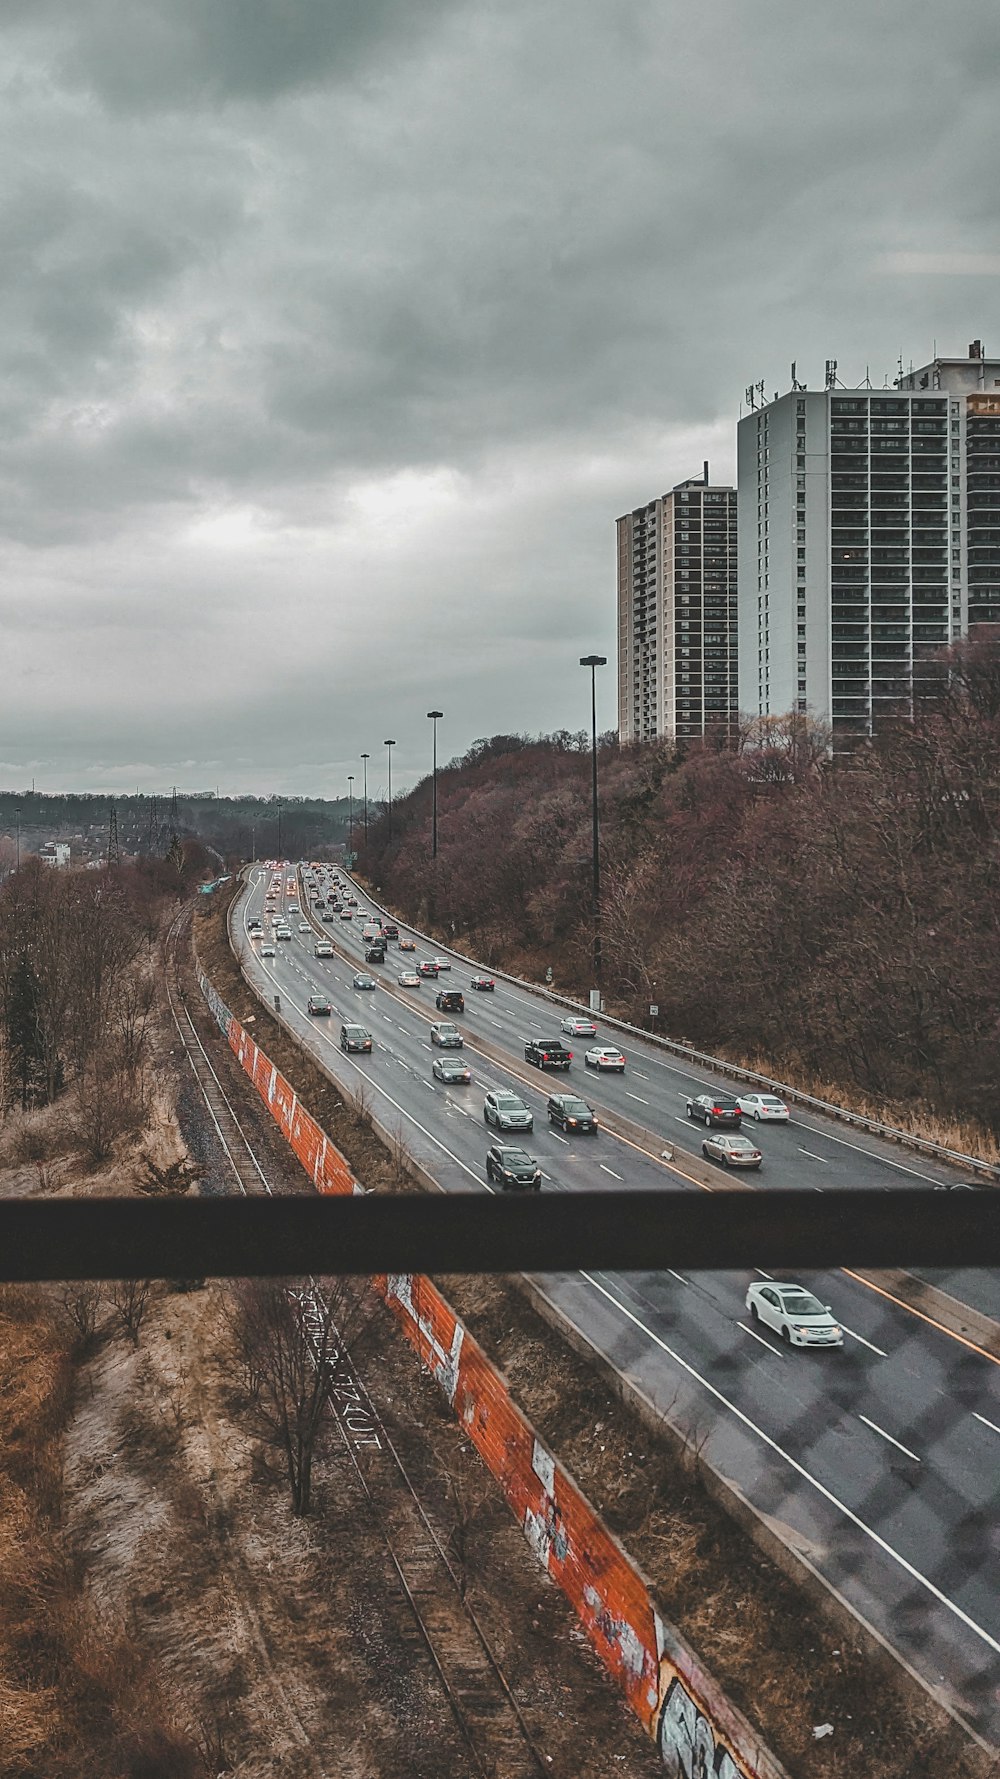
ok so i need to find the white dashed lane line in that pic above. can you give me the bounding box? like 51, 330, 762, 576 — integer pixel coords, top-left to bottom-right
739, 1320, 779, 1352
626, 1092, 649, 1106
973, 1412, 1000, 1437
600, 1164, 624, 1181
798, 1148, 830, 1164
858, 1415, 921, 1463
841, 1324, 888, 1357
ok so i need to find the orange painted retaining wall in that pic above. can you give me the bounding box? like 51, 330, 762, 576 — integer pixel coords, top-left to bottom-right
199, 969, 788, 1779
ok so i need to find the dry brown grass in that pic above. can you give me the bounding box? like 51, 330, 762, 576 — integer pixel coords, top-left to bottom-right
0, 1286, 201, 1778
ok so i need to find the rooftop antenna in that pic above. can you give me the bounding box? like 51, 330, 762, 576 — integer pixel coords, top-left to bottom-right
703, 459, 709, 484
825, 359, 838, 390
745, 383, 757, 411
791, 361, 805, 391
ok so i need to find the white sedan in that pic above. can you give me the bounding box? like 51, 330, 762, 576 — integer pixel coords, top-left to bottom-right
584, 1045, 626, 1072
737, 1093, 790, 1122
298, 922, 311, 933
745, 1282, 843, 1349
561, 1016, 598, 1037
260, 941, 276, 957
431, 955, 451, 972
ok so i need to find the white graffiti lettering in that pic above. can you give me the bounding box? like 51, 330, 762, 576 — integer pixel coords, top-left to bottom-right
658, 1677, 745, 1779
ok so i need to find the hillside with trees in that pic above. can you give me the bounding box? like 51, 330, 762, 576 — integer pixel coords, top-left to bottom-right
359, 638, 1000, 1137
0, 791, 349, 873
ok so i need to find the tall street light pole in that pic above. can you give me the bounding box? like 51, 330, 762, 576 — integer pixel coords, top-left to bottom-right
360, 753, 370, 846
347, 775, 354, 861
384, 740, 395, 843
580, 654, 607, 1009
427, 710, 443, 857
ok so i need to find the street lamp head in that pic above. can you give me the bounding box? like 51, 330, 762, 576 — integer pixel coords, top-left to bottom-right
427, 709, 443, 721
580, 654, 608, 668
360, 751, 369, 761
384, 739, 395, 748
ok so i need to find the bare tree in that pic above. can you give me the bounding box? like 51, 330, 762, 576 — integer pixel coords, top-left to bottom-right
59, 1281, 104, 1347
225, 1277, 372, 1517
110, 1279, 153, 1347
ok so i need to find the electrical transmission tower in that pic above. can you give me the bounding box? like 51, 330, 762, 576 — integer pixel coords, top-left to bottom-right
108, 802, 120, 868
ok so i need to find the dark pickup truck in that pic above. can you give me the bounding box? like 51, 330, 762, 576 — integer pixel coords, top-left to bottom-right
523, 1038, 573, 1070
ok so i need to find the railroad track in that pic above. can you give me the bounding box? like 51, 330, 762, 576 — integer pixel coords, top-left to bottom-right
164, 908, 272, 1199
168, 904, 551, 1777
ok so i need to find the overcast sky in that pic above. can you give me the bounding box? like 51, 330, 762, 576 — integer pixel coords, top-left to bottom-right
2, 0, 998, 798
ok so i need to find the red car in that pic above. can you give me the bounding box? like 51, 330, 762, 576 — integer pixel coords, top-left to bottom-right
417, 960, 440, 978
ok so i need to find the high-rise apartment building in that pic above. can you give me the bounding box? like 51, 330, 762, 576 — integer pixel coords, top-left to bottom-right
617, 471, 738, 745
737, 341, 1000, 739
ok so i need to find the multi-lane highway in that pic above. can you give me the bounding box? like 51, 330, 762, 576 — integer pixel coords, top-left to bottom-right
233, 863, 1000, 1746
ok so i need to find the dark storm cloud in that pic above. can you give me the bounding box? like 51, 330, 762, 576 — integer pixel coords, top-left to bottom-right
1, 0, 999, 791
12, 0, 459, 110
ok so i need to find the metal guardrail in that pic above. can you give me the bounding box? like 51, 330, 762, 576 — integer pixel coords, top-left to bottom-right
334, 869, 999, 1181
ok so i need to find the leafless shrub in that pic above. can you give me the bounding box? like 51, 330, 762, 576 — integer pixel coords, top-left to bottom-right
191, 1706, 238, 1776
223, 1276, 373, 1517
58, 1282, 104, 1347
110, 1279, 153, 1347
350, 1080, 373, 1132
389, 1121, 414, 1184
75, 1046, 149, 1162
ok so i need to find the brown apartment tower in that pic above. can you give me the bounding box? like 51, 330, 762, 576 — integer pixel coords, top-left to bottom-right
617, 468, 738, 745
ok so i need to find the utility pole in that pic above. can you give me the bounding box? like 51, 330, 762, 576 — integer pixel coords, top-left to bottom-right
384, 740, 396, 843
347, 776, 354, 860
360, 753, 369, 846
579, 655, 607, 1009
427, 711, 443, 858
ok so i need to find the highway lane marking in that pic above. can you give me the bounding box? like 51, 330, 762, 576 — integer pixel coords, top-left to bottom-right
552, 1133, 569, 1145
840, 1270, 1000, 1370
798, 1148, 830, 1164
578, 1271, 1000, 1660
858, 1415, 921, 1463
791, 1124, 948, 1186
667, 1269, 688, 1285
343, 881, 961, 1194
739, 1320, 780, 1353
841, 1324, 888, 1357
973, 1412, 1000, 1437
626, 1093, 650, 1106
489, 1019, 503, 1028
633, 1071, 649, 1080
600, 1164, 624, 1181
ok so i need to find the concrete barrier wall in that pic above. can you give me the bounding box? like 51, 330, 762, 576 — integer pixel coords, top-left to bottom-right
198, 966, 788, 1779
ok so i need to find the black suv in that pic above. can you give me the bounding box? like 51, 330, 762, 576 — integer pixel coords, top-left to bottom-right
547, 1093, 597, 1133
486, 1144, 542, 1191
685, 1093, 742, 1128
435, 988, 465, 1014
524, 1038, 573, 1070
365, 942, 387, 963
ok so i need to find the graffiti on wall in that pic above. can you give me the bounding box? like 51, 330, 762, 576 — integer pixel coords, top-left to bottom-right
199, 966, 786, 1779
658, 1676, 746, 1779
